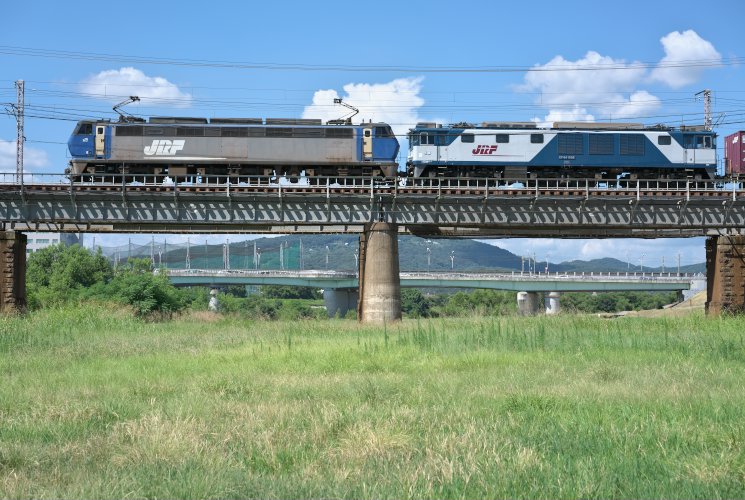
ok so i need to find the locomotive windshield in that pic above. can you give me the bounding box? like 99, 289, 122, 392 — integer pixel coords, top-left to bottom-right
74, 122, 94, 135
375, 126, 394, 137
685, 135, 714, 149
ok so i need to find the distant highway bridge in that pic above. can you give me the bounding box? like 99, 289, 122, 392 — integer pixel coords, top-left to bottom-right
164, 268, 697, 293
163, 268, 700, 317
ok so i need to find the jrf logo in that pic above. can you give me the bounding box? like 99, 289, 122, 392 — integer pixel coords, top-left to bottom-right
144, 139, 186, 156
472, 145, 498, 155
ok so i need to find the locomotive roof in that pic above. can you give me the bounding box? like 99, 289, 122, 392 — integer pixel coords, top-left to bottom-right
110, 117, 389, 127
411, 121, 713, 133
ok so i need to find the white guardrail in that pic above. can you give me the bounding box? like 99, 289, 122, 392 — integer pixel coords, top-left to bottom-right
0, 173, 743, 196
163, 269, 702, 282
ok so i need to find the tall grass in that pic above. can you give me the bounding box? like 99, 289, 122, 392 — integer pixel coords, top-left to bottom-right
1, 306, 744, 498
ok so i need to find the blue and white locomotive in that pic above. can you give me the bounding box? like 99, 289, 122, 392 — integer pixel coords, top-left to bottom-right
407, 121, 717, 179
67, 116, 400, 180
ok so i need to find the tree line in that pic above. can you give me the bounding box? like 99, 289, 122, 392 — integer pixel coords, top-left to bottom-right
26, 244, 679, 319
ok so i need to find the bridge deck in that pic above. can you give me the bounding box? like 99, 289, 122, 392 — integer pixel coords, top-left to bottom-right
0, 175, 742, 237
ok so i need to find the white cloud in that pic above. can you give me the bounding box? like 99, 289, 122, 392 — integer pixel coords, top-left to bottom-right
484, 238, 705, 266
80, 67, 192, 107
533, 106, 595, 128
608, 90, 662, 120
650, 30, 722, 88
520, 51, 646, 106
0, 139, 49, 173
302, 77, 425, 137
520, 51, 660, 124
520, 30, 719, 123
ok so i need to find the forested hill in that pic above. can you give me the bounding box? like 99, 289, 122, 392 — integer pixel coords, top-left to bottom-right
202, 235, 705, 274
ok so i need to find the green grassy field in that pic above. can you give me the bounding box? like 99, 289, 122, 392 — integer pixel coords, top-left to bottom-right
1, 305, 745, 499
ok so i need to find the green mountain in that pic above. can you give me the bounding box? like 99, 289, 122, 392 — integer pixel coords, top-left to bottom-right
210, 235, 705, 274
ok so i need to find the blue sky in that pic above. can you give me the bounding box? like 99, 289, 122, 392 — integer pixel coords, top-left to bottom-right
2, 0, 744, 266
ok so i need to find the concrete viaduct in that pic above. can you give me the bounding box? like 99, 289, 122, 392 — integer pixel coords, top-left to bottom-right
0, 174, 742, 321
162, 268, 697, 317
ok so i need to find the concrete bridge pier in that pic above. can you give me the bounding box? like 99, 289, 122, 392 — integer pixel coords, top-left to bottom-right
357, 222, 401, 323
545, 291, 561, 315
706, 235, 745, 315
517, 291, 540, 316
324, 288, 358, 318
0, 231, 26, 313
208, 288, 219, 311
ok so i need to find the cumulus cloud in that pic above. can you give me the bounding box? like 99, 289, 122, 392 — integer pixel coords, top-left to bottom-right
484, 238, 705, 266
650, 30, 722, 88
533, 106, 595, 128
609, 90, 662, 119
302, 77, 425, 137
80, 67, 192, 107
0, 139, 49, 173
520, 51, 646, 105
520, 51, 661, 124
520, 30, 719, 124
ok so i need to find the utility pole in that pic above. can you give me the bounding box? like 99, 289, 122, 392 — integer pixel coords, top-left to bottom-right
696, 89, 712, 131
300, 238, 305, 270
186, 238, 191, 270
15, 80, 24, 185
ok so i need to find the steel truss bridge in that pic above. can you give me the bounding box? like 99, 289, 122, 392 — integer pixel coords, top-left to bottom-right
0, 174, 743, 237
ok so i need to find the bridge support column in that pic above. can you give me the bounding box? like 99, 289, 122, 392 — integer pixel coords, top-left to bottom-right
706, 235, 745, 315
208, 288, 219, 312
357, 222, 401, 323
324, 289, 358, 318
545, 291, 561, 315
517, 292, 539, 316
0, 231, 26, 314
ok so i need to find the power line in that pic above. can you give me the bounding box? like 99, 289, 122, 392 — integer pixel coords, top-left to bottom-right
0, 45, 740, 74
8, 78, 745, 96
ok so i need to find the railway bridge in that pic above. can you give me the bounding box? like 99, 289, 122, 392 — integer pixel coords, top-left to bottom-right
0, 174, 742, 320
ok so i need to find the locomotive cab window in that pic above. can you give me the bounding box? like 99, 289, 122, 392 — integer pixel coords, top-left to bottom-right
530, 134, 544, 144
420, 133, 435, 145
375, 126, 394, 137
658, 135, 672, 146
697, 136, 712, 149
461, 133, 475, 143
75, 123, 93, 135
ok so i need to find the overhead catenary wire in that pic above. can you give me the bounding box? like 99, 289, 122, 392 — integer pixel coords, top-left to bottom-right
0, 45, 741, 74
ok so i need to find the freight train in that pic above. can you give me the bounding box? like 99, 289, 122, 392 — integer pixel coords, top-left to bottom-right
66, 116, 400, 180
66, 105, 719, 181
407, 121, 718, 180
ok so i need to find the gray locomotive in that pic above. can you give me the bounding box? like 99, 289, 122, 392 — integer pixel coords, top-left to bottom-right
67, 112, 400, 180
